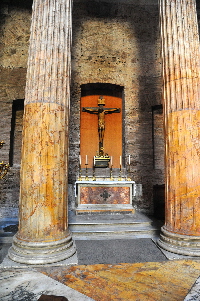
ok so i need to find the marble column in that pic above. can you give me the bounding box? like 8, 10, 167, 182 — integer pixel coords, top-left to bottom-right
158, 0, 200, 255
8, 0, 76, 264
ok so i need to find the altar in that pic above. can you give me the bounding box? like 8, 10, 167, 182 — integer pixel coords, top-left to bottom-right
76, 95, 136, 214
75, 180, 136, 214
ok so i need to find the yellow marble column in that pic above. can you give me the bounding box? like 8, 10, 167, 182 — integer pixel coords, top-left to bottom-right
8, 0, 76, 264
158, 0, 200, 255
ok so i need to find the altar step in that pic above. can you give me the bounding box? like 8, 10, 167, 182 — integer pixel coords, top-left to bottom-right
68, 211, 163, 240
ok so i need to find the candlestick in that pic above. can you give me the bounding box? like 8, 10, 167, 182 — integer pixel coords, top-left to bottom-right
85, 163, 89, 181
110, 164, 114, 181
92, 157, 96, 181
118, 165, 122, 181
118, 156, 122, 181
127, 155, 131, 181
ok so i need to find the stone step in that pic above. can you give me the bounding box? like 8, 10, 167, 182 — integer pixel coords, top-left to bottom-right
68, 211, 158, 224
0, 212, 162, 242
69, 221, 152, 227
69, 223, 155, 231
70, 229, 160, 240
69, 226, 159, 235
68, 211, 162, 240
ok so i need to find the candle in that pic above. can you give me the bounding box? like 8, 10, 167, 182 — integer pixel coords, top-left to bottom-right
79, 155, 81, 166
94, 156, 95, 166
120, 156, 121, 166
129, 155, 130, 165
86, 155, 88, 164
111, 156, 112, 166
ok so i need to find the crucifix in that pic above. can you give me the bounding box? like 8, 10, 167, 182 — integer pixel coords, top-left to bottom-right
82, 96, 121, 156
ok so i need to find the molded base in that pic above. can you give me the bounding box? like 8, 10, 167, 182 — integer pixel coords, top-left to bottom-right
157, 226, 200, 256
8, 233, 77, 265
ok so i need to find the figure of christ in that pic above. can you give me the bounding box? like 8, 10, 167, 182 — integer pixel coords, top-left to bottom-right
82, 96, 120, 156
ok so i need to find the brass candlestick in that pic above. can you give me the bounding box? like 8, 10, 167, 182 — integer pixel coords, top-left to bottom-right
127, 163, 131, 181
78, 164, 82, 181
118, 165, 122, 181
85, 163, 89, 181
110, 165, 114, 181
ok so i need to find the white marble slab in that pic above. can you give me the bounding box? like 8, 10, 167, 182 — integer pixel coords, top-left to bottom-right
1, 252, 78, 268
0, 268, 94, 301
184, 276, 200, 301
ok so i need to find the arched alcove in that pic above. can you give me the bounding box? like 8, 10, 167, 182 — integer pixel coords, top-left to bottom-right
80, 83, 124, 168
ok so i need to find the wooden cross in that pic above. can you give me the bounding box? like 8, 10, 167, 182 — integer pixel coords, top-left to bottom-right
82, 96, 120, 156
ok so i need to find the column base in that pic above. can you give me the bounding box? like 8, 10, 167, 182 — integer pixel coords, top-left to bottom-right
158, 226, 200, 256
8, 233, 76, 265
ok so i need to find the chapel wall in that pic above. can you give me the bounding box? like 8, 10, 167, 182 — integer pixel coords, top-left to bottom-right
0, 0, 199, 217
0, 1, 32, 217
69, 0, 164, 214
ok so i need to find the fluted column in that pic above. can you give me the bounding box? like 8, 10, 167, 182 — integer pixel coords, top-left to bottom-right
8, 0, 76, 264
158, 0, 200, 255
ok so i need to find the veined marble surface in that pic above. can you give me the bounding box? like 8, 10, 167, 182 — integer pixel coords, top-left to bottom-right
184, 276, 200, 301
36, 260, 200, 301
0, 268, 94, 301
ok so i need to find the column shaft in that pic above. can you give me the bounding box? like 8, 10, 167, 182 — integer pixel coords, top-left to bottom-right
158, 0, 200, 255
8, 0, 76, 264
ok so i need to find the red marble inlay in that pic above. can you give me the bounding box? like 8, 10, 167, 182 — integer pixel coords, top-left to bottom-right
80, 186, 130, 204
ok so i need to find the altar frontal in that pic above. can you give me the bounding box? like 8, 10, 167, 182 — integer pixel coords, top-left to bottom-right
76, 181, 135, 214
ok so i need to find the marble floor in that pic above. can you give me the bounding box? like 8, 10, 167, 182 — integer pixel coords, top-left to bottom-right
1, 259, 200, 300
35, 260, 200, 301
0, 268, 94, 301
184, 274, 200, 301
1, 214, 200, 300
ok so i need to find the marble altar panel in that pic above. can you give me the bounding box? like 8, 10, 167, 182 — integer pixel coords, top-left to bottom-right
75, 181, 135, 213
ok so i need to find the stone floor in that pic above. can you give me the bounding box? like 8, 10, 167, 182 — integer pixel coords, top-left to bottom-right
36, 260, 200, 301
0, 214, 200, 300
184, 274, 200, 301
1, 257, 200, 300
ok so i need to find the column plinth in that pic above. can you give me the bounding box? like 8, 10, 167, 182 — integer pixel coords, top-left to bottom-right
9, 235, 75, 265
158, 0, 200, 255
159, 227, 200, 256
8, 0, 76, 264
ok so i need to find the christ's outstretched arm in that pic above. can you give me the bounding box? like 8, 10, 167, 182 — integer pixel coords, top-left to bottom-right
82, 107, 99, 114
